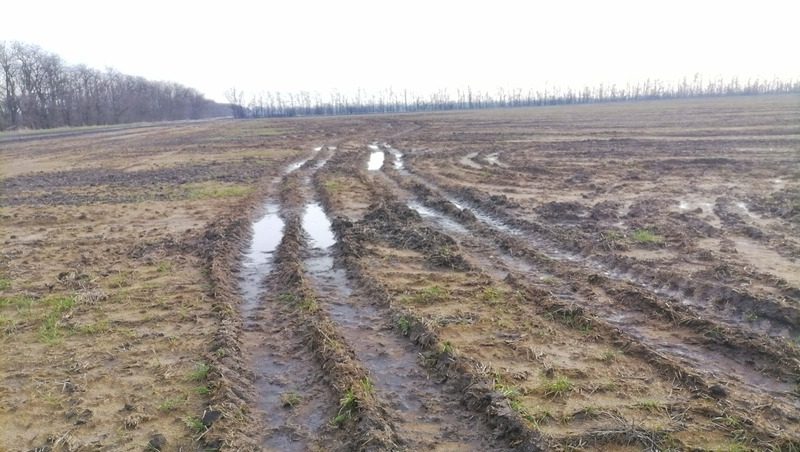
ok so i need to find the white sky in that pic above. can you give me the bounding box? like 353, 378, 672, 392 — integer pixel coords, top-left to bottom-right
4, 0, 799, 103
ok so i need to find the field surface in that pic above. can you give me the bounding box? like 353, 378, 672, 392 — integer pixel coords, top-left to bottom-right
1, 95, 798, 451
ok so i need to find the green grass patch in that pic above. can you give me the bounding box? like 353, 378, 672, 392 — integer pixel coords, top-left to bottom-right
184, 182, 253, 200
360, 377, 375, 395
332, 388, 359, 426
480, 286, 504, 303
76, 320, 112, 335
396, 316, 411, 336
189, 362, 211, 381
184, 416, 205, 434
38, 295, 77, 344
634, 399, 664, 412
403, 285, 449, 304
631, 228, 665, 245
0, 278, 11, 290
158, 396, 186, 412
0, 294, 33, 310
541, 376, 574, 398
298, 296, 320, 313
323, 179, 343, 194
194, 385, 211, 396
439, 340, 454, 355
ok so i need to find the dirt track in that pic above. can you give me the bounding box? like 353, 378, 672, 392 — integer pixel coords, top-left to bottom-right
1, 95, 798, 451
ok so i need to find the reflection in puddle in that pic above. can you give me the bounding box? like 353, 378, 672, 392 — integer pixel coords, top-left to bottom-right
303, 203, 336, 249
367, 148, 385, 171
407, 201, 469, 235
241, 202, 284, 315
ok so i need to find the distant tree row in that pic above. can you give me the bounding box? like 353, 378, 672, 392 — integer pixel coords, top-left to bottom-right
228, 75, 800, 118
0, 41, 222, 130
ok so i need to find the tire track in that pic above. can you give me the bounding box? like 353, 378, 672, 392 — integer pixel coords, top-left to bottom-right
368, 142, 800, 443
293, 145, 511, 451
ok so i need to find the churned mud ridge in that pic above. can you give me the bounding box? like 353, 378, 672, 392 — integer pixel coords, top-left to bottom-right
271, 210, 401, 451
195, 187, 270, 450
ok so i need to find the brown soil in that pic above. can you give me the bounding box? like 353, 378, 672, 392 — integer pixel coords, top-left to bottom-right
2, 95, 798, 451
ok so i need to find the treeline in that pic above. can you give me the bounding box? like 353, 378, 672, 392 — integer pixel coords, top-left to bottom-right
229, 75, 800, 118
0, 41, 221, 131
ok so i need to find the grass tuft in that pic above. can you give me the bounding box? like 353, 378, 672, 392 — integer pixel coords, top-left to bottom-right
332, 388, 358, 426
404, 285, 449, 304
541, 376, 574, 398
184, 416, 206, 434
189, 362, 211, 381
281, 391, 302, 408
159, 396, 185, 412
396, 316, 411, 336
631, 228, 665, 245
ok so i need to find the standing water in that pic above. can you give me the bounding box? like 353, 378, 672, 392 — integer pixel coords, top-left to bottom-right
367, 144, 385, 170
240, 202, 284, 319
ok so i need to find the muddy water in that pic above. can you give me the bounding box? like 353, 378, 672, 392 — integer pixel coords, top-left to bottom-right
285, 146, 323, 174
241, 202, 284, 320
301, 199, 497, 450
407, 201, 469, 235
367, 144, 385, 171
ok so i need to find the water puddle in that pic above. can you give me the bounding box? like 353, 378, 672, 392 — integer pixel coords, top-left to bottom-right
303, 203, 336, 249
444, 195, 529, 238
367, 144, 385, 171
241, 202, 284, 319
285, 160, 306, 174
285, 146, 324, 174
407, 201, 469, 235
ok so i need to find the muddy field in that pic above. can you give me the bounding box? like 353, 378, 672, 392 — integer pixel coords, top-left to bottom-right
1, 95, 799, 451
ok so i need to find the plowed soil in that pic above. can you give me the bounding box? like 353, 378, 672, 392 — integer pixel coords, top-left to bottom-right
1, 95, 798, 451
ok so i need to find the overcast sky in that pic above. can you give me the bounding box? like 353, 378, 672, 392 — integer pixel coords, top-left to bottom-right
4, 0, 799, 102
